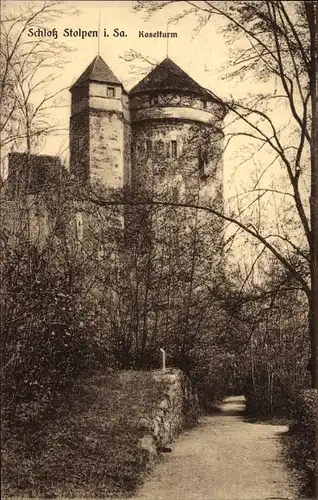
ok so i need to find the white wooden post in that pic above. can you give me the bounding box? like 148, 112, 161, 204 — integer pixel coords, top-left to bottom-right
160, 348, 166, 372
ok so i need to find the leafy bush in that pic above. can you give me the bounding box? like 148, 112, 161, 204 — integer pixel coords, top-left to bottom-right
294, 390, 317, 476
1, 371, 167, 498
1, 244, 108, 426
283, 389, 317, 498
244, 371, 311, 420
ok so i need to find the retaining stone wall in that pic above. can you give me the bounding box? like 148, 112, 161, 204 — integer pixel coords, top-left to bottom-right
139, 368, 199, 460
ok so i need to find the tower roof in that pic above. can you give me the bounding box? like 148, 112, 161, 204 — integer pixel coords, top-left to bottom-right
129, 57, 212, 99
70, 55, 121, 91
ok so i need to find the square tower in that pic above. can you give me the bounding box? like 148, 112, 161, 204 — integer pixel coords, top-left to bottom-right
69, 55, 131, 189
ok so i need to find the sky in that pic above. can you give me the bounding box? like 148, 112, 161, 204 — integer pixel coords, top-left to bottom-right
3, 0, 255, 163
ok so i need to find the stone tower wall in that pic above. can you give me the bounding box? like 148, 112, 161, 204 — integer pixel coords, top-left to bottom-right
89, 109, 124, 188
130, 92, 225, 205
70, 108, 90, 182
70, 82, 131, 189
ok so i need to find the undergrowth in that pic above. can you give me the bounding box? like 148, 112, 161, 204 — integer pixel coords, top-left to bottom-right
1, 370, 164, 498
282, 389, 317, 500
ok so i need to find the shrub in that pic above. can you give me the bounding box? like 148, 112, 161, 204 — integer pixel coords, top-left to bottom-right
243, 366, 311, 420
1, 244, 109, 427
294, 390, 317, 474
283, 389, 317, 499
1, 371, 171, 498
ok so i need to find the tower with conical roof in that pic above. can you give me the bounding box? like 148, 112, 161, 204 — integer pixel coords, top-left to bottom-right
129, 57, 226, 204
69, 55, 131, 188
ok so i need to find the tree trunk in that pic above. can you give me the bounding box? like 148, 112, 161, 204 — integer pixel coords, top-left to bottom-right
307, 0, 318, 389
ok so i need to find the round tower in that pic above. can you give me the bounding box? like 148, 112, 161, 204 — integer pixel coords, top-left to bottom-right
129, 57, 226, 204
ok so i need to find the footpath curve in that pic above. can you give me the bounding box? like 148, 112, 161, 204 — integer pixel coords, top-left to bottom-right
131, 395, 298, 500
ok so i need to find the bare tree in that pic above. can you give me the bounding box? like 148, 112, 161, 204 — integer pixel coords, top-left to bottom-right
0, 0, 77, 160
123, 0, 317, 387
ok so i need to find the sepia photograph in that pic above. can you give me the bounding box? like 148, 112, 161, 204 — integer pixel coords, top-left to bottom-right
0, 1, 317, 499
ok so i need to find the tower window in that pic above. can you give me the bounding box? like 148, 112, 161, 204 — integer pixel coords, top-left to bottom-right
202, 100, 207, 109
158, 140, 164, 153
97, 243, 105, 260
170, 140, 178, 158
199, 150, 208, 180
76, 136, 84, 149
75, 212, 83, 241
150, 94, 159, 106
107, 87, 115, 97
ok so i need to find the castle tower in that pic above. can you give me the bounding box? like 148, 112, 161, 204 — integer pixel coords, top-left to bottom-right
129, 57, 226, 204
69, 55, 131, 189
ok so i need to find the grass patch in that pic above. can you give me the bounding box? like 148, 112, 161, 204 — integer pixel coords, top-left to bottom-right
2, 370, 165, 498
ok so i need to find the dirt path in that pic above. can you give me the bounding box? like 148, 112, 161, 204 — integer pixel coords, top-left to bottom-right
132, 396, 298, 500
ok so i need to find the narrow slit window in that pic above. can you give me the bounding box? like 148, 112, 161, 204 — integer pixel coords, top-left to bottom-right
170, 140, 178, 158
158, 140, 164, 153
199, 150, 208, 180
75, 212, 83, 241
97, 243, 105, 260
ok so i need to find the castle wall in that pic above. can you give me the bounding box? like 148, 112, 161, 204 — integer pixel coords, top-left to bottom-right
7, 153, 63, 195
70, 110, 90, 181
122, 90, 131, 187
123, 121, 131, 187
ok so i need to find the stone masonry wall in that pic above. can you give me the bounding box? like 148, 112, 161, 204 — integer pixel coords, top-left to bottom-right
139, 368, 199, 460
89, 109, 124, 189
131, 119, 224, 203
130, 92, 226, 124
